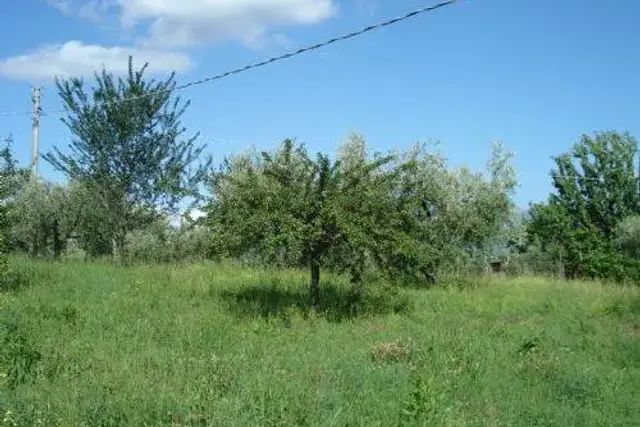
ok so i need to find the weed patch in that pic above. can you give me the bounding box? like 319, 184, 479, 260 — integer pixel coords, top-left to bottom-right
370, 338, 415, 364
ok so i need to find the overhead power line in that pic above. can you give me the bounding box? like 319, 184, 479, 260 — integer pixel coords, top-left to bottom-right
33, 0, 462, 117
0, 110, 31, 117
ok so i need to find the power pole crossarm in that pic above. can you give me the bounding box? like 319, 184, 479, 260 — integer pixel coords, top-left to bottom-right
31, 87, 42, 179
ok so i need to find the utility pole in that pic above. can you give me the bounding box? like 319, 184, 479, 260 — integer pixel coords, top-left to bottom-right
31, 87, 42, 179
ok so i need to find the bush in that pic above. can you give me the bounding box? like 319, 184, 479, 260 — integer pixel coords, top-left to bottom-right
504, 245, 565, 277
122, 220, 212, 264
578, 250, 640, 284
615, 215, 640, 260
171, 225, 211, 261
123, 227, 171, 264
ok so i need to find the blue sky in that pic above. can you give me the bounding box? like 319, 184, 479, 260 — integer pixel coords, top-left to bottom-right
0, 0, 639, 208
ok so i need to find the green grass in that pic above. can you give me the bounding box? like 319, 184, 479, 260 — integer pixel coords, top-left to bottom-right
1, 258, 639, 426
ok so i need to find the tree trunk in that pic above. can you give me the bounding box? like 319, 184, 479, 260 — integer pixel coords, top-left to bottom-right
112, 235, 126, 264
112, 237, 119, 262
310, 258, 321, 306
349, 256, 365, 303
30, 234, 39, 258
52, 219, 61, 260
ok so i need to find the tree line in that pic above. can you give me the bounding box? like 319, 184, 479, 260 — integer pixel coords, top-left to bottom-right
1, 58, 639, 294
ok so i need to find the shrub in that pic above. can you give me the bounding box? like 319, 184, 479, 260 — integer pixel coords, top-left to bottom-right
122, 220, 212, 264
615, 215, 640, 260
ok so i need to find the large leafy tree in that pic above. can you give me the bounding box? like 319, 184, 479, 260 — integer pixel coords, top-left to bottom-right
377, 141, 517, 282
208, 136, 396, 303
43, 57, 209, 259
550, 131, 638, 237
527, 131, 640, 279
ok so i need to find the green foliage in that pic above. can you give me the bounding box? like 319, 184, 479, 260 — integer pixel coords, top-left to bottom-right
0, 136, 27, 284
0, 136, 28, 199
0, 315, 42, 390
527, 131, 640, 281
7, 180, 67, 258
376, 141, 517, 284
615, 215, 640, 259
0, 202, 6, 286
122, 218, 210, 264
0, 209, 6, 286
208, 135, 398, 303
399, 366, 445, 425
43, 56, 210, 259
66, 180, 117, 258
208, 136, 517, 301
551, 131, 639, 237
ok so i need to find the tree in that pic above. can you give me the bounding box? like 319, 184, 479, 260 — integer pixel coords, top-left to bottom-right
526, 131, 640, 280
7, 181, 52, 257
43, 57, 209, 259
374, 141, 517, 283
207, 136, 396, 304
207, 135, 517, 301
0, 136, 28, 199
1, 136, 28, 282
7, 179, 80, 259
551, 131, 638, 237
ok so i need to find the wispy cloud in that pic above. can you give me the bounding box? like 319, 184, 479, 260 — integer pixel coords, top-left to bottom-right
46, 0, 337, 48
3, 0, 340, 81
0, 41, 192, 81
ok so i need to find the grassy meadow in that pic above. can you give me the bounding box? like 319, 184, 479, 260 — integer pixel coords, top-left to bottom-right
1, 258, 639, 426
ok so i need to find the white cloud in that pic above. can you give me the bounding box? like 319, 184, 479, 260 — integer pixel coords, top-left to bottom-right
10, 0, 337, 82
47, 0, 337, 48
0, 41, 192, 81
133, 0, 335, 48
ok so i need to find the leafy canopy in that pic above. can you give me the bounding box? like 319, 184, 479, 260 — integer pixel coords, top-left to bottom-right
526, 131, 640, 280
207, 135, 517, 301
43, 57, 210, 257
208, 135, 397, 302
1, 136, 28, 280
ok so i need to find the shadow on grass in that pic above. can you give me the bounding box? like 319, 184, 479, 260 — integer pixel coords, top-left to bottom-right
218, 281, 413, 323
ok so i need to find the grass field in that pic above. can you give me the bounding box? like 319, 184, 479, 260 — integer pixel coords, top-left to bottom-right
1, 258, 639, 426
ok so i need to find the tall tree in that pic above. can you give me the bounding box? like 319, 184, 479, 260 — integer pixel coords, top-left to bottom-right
43, 57, 209, 259
550, 131, 638, 237
527, 131, 640, 279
